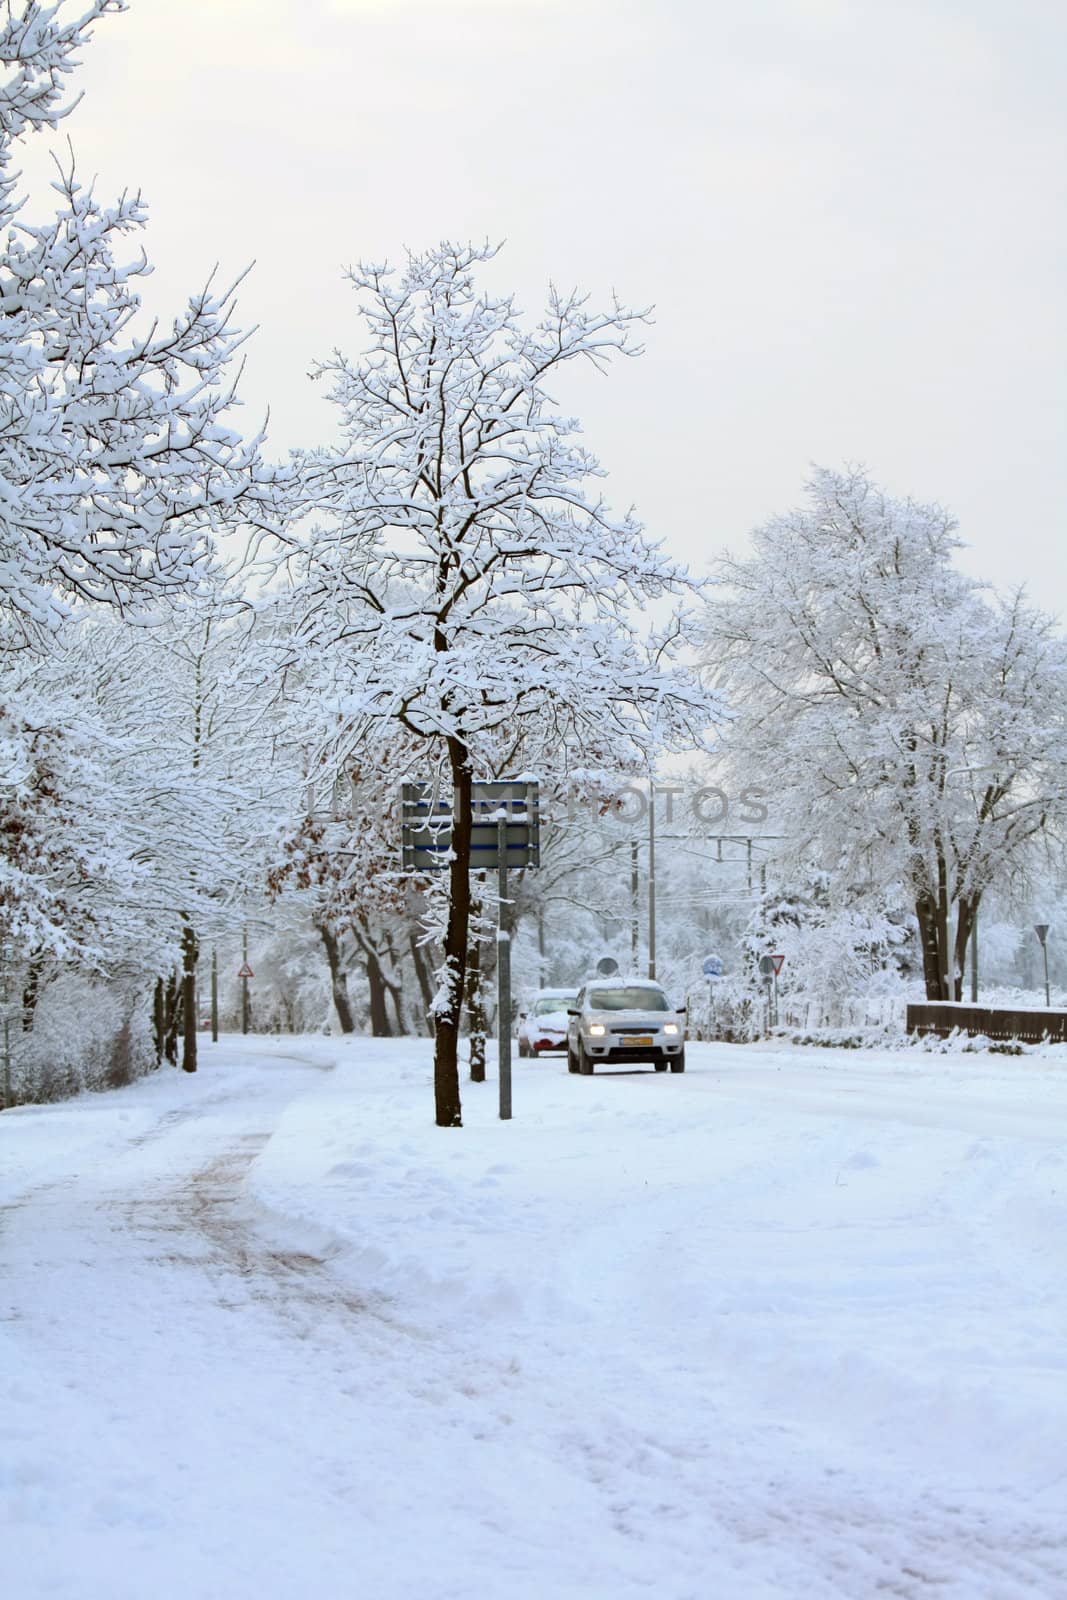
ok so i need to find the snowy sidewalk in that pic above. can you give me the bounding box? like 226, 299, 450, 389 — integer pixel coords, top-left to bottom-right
3, 1036, 1067, 1598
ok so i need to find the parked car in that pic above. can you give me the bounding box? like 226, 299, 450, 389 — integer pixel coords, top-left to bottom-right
518, 989, 579, 1057
566, 980, 686, 1074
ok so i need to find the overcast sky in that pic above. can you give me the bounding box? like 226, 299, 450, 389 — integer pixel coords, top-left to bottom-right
22, 0, 1067, 610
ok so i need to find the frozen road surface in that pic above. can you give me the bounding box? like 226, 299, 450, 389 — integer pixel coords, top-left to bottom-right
3, 1036, 1067, 1599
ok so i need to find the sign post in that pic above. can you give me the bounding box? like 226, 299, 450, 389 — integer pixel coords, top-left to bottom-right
402, 780, 539, 1122
758, 954, 774, 1031
240, 928, 252, 1035
497, 814, 512, 1122
702, 954, 723, 1042
771, 953, 784, 1028
758, 953, 784, 1030
1034, 923, 1051, 1007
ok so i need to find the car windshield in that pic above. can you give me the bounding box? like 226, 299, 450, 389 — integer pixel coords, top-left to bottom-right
534, 996, 573, 1016
588, 987, 670, 1011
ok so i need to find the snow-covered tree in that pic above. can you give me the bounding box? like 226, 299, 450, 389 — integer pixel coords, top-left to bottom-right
0, 679, 134, 969
266, 743, 439, 1040
2, 607, 274, 1074
0, 2, 291, 1099
0, 2, 119, 143
0, 2, 277, 653
281, 242, 710, 1125
703, 467, 1067, 1000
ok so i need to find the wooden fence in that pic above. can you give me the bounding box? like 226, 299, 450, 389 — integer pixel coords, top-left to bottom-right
906, 1003, 1067, 1044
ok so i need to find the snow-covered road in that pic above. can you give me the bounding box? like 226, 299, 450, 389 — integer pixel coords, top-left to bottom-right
3, 1037, 1067, 1599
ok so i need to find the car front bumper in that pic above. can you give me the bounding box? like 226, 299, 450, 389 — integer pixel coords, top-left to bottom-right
581, 1031, 684, 1063
531, 1033, 567, 1052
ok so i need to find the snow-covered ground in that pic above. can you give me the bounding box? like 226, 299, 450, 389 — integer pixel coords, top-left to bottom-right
3, 1037, 1066, 1599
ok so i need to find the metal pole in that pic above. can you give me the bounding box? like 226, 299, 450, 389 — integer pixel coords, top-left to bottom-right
969, 912, 978, 1004
772, 968, 779, 1029
241, 926, 250, 1036
630, 839, 639, 972
1, 942, 11, 1111
497, 816, 512, 1121
1044, 943, 1051, 1008
648, 786, 657, 981
211, 945, 219, 1042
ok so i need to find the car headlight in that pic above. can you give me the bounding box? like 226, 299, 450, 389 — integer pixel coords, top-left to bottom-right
663, 1022, 679, 1035
588, 1023, 606, 1036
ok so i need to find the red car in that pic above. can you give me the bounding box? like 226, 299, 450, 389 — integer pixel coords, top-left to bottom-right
517, 990, 579, 1057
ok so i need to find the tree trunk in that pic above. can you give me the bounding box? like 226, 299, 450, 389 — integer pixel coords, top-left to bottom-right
936, 852, 952, 1001
386, 979, 406, 1036
409, 931, 434, 1032
162, 971, 181, 1065
317, 919, 355, 1034
916, 858, 959, 1002
365, 948, 392, 1037
21, 952, 44, 1032
952, 895, 979, 1003
466, 911, 486, 1082
916, 893, 945, 1001
153, 978, 166, 1065
180, 921, 198, 1073
433, 746, 470, 1126
382, 935, 407, 1035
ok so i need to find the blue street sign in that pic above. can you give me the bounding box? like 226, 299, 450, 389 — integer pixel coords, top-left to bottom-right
703, 955, 724, 977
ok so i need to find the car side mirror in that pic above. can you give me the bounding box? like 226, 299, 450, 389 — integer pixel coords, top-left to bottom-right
566, 1007, 579, 1017
679, 1004, 688, 1014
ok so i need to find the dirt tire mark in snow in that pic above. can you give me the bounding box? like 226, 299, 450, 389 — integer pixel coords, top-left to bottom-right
116, 1131, 370, 1330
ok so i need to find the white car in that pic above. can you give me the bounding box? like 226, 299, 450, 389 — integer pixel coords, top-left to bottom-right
566, 980, 686, 1074
517, 990, 579, 1057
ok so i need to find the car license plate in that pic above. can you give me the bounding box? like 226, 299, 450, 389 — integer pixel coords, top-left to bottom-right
629, 1035, 653, 1046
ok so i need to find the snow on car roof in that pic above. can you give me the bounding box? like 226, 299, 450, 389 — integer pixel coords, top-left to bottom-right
583, 976, 666, 991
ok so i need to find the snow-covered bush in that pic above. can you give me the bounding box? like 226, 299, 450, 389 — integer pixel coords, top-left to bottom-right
13, 973, 154, 1103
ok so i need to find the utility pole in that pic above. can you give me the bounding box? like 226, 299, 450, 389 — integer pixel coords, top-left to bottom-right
211, 945, 219, 1042
630, 839, 640, 972
1, 938, 13, 1110
647, 786, 657, 981
241, 926, 250, 1035
497, 815, 512, 1121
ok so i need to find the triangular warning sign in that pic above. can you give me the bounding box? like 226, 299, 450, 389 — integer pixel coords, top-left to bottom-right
237, 962, 254, 979
770, 954, 785, 976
